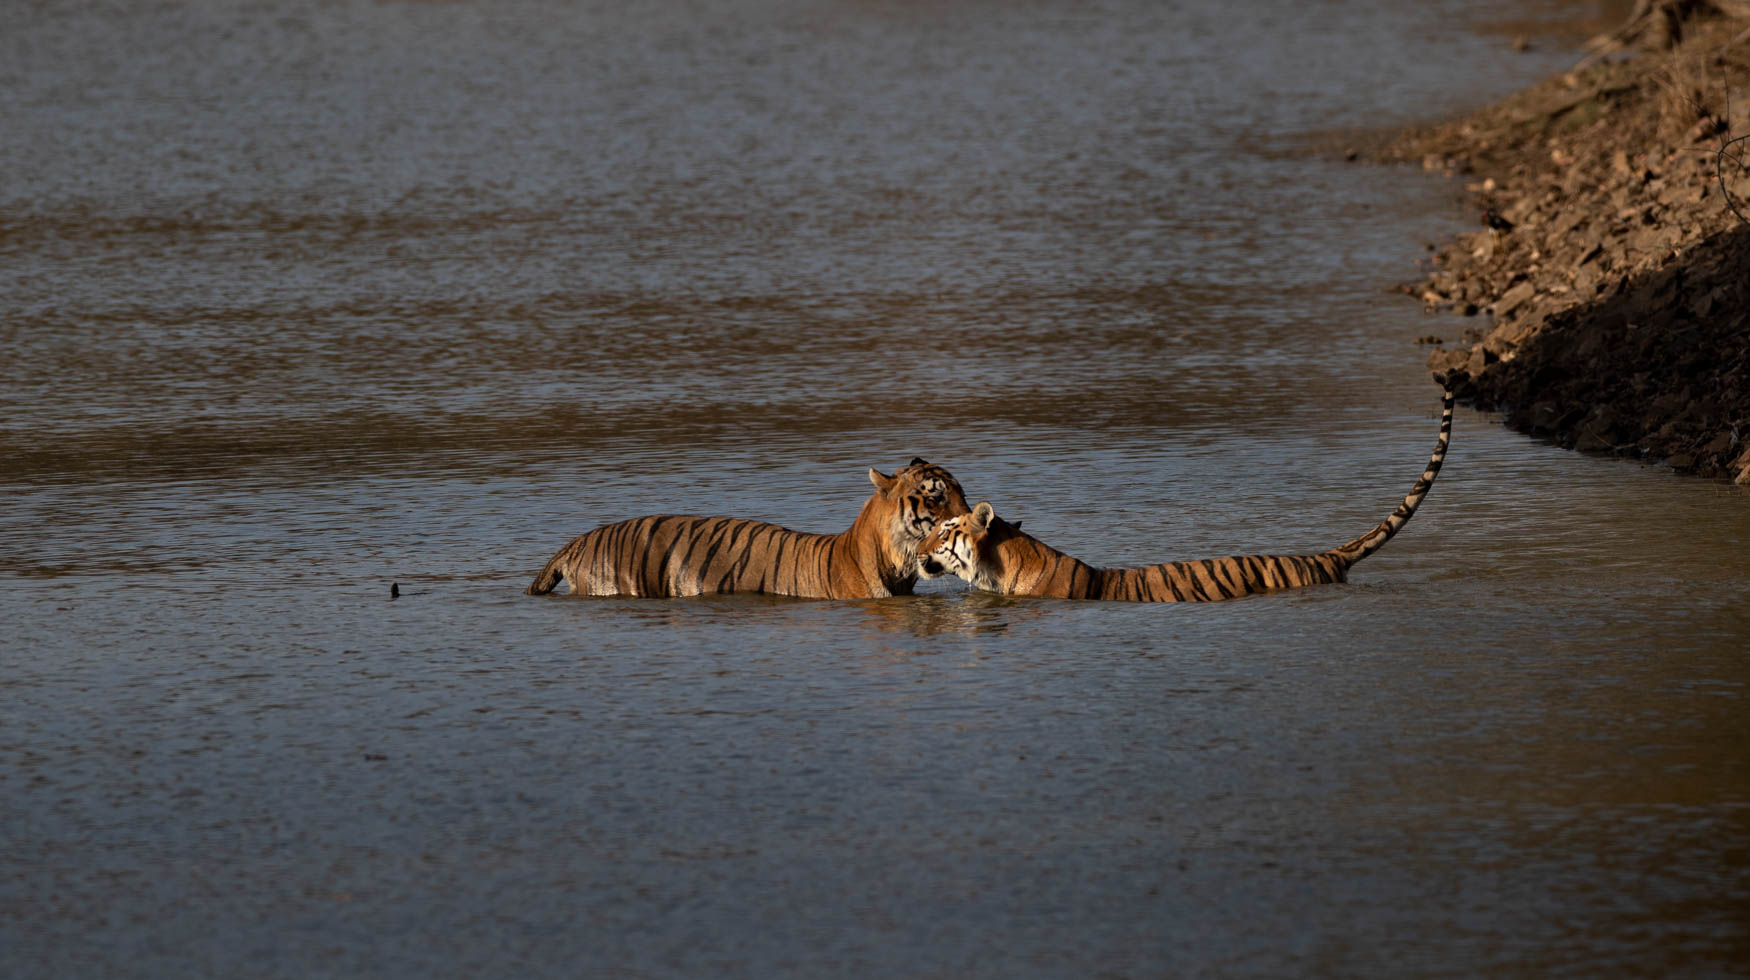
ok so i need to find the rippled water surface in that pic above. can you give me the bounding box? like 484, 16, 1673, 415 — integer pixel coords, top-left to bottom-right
5, 1, 1748, 976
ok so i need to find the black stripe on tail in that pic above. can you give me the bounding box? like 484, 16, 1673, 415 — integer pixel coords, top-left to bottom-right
1331, 388, 1454, 568
526, 551, 567, 595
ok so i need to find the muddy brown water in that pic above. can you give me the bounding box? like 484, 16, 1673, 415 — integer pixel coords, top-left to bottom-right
4, 1, 1748, 976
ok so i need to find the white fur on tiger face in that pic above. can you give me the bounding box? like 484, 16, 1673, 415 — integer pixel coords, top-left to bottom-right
916, 502, 995, 582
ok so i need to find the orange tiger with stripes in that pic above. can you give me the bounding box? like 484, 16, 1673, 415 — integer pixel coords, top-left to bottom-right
916, 390, 1453, 602
527, 458, 970, 599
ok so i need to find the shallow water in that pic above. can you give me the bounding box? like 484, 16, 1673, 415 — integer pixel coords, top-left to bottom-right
4, 0, 1748, 976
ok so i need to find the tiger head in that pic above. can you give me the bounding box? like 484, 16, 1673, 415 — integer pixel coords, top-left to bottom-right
867, 457, 971, 575
917, 500, 1006, 588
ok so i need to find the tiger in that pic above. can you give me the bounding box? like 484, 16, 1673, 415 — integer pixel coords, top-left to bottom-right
526, 458, 971, 599
916, 389, 1454, 602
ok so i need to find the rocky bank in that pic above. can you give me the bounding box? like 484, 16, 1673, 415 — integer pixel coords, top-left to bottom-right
1381, 5, 1750, 482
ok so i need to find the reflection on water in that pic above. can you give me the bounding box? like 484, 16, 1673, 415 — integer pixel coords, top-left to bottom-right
4, 0, 1749, 977
523, 588, 1042, 654
535, 591, 1025, 640
850, 592, 1037, 641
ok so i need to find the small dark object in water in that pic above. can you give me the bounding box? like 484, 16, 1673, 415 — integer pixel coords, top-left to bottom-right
391, 582, 400, 599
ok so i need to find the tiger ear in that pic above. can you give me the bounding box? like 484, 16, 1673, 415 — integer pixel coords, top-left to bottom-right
971, 500, 995, 530
909, 457, 928, 467
868, 467, 897, 494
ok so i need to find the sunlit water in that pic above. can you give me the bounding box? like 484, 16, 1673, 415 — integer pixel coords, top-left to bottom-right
4, 1, 1748, 976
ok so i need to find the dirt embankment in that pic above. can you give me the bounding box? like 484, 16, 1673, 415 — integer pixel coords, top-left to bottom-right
1382, 5, 1750, 482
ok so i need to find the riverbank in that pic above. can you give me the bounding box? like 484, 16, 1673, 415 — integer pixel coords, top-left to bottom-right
1380, 8, 1750, 483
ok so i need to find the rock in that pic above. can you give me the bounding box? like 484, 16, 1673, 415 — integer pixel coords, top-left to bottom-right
1379, 11, 1750, 483
1426, 345, 1472, 376
1733, 448, 1750, 485
1464, 345, 1496, 377
1492, 280, 1537, 317
1573, 405, 1623, 452
1545, 209, 1587, 242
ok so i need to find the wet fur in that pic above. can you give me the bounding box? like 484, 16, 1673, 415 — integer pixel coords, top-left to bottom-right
918, 391, 1454, 602
528, 459, 970, 599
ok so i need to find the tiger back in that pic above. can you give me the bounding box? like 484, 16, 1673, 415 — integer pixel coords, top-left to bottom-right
526, 458, 970, 599
917, 390, 1453, 603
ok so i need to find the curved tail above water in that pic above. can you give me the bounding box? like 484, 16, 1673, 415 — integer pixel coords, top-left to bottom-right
1330, 387, 1454, 568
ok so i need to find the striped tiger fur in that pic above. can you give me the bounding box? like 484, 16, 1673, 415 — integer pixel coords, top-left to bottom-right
916, 390, 1454, 602
527, 458, 970, 599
